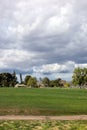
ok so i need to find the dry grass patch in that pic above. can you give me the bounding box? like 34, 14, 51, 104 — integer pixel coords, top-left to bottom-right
0, 120, 87, 130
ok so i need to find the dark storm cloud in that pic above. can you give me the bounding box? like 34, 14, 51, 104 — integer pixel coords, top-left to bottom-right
0, 0, 87, 80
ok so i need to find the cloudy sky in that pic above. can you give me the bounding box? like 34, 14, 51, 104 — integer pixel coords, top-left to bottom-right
0, 0, 87, 81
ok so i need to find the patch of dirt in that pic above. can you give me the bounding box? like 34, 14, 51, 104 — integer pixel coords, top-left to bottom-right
0, 115, 87, 120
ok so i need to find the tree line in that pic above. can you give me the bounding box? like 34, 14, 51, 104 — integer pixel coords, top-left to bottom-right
0, 72, 69, 88
0, 67, 87, 88
24, 76, 68, 88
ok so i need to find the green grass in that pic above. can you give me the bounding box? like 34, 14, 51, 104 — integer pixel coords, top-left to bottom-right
0, 88, 87, 115
0, 120, 87, 130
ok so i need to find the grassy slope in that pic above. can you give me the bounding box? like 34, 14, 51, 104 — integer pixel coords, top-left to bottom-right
0, 88, 87, 115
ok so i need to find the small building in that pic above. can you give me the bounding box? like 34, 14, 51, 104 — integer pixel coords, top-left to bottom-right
15, 83, 27, 88
37, 81, 45, 88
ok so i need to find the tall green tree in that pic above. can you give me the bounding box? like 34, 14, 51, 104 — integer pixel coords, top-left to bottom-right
20, 73, 23, 83
72, 67, 87, 87
27, 77, 37, 88
24, 75, 31, 85
0, 72, 18, 87
0, 73, 12, 87
50, 78, 64, 87
42, 77, 50, 87
12, 71, 18, 87
83, 68, 87, 85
